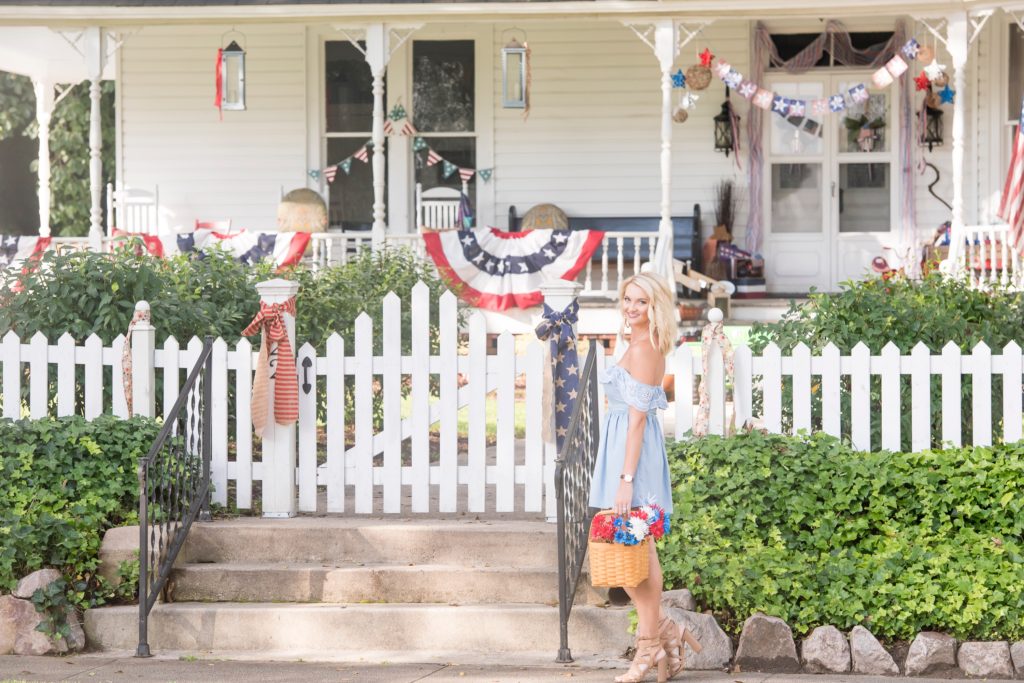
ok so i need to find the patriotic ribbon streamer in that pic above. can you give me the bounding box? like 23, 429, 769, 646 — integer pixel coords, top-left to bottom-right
214, 48, 223, 120
534, 299, 580, 452
243, 297, 299, 436
692, 319, 734, 438
121, 306, 151, 418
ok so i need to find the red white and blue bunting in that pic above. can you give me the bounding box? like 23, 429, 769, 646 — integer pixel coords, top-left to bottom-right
0, 235, 50, 272
112, 229, 310, 270
423, 227, 603, 311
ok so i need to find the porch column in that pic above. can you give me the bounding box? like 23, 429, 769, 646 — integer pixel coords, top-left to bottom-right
945, 13, 969, 275
83, 27, 107, 250
652, 22, 676, 280
32, 78, 54, 237
365, 24, 388, 246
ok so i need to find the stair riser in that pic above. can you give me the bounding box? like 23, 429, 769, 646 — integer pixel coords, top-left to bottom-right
180, 527, 556, 568
85, 605, 632, 654
168, 567, 560, 604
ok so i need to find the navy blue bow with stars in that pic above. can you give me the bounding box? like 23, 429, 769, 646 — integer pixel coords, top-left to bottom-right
535, 299, 580, 453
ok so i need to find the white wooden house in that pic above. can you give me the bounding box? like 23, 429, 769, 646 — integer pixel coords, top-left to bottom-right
1, 0, 1022, 295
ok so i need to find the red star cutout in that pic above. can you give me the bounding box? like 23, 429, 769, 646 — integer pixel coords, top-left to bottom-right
699, 48, 714, 68
914, 71, 931, 91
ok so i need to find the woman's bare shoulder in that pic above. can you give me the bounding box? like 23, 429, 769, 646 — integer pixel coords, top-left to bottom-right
621, 340, 664, 386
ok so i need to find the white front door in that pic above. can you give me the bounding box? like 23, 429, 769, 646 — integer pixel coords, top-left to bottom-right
762, 73, 899, 292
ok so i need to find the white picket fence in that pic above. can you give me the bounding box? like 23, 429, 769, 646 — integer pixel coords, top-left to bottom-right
3, 285, 1023, 516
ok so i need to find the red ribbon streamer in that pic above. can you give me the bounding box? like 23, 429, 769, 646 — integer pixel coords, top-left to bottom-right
214, 48, 223, 120
242, 297, 299, 435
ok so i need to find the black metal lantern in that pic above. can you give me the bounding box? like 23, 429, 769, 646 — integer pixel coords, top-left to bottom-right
920, 105, 944, 151
713, 97, 738, 156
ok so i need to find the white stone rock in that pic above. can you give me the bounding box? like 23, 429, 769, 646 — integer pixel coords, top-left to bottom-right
734, 613, 800, 673
1010, 641, 1024, 677
849, 625, 900, 675
661, 589, 696, 612
0, 595, 19, 655
13, 569, 62, 600
958, 641, 1013, 679
662, 606, 732, 670
905, 631, 957, 676
801, 625, 850, 673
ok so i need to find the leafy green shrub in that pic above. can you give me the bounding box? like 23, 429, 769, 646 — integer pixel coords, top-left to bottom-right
660, 430, 1024, 640
747, 273, 1024, 449
0, 415, 159, 609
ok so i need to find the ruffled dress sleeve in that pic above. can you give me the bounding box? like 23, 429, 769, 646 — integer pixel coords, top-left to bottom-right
605, 365, 669, 412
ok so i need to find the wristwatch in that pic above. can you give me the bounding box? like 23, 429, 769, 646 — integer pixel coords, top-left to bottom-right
620, 473, 634, 483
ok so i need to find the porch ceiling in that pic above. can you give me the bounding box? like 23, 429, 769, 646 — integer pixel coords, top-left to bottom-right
0, 0, 1012, 25
0, 26, 114, 81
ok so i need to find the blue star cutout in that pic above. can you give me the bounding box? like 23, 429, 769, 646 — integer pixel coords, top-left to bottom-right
939, 84, 955, 104
671, 69, 686, 88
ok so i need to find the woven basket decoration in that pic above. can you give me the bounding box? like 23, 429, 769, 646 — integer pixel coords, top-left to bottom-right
673, 108, 689, 124
277, 188, 328, 233
588, 511, 650, 588
686, 65, 712, 91
522, 203, 569, 231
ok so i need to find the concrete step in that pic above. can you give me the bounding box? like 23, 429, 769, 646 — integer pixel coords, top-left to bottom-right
85, 603, 633, 655
168, 563, 562, 604
177, 518, 557, 568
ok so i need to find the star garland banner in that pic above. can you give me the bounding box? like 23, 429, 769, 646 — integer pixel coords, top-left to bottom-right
442, 160, 458, 179
319, 138, 373, 183
422, 226, 604, 310
416, 142, 495, 183
706, 38, 949, 123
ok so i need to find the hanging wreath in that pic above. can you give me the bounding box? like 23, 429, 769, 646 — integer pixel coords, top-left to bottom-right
843, 114, 886, 152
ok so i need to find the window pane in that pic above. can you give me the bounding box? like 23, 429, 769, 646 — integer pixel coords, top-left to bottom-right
1011, 25, 1024, 121
413, 41, 475, 132
839, 163, 890, 232
327, 138, 385, 231
771, 163, 822, 233
838, 83, 889, 153
769, 81, 824, 157
416, 137, 476, 219
325, 41, 375, 133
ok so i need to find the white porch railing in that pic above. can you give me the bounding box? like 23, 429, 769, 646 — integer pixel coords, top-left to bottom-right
949, 224, 1023, 289
3, 287, 1023, 516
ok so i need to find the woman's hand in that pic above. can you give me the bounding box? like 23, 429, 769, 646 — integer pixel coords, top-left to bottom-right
614, 481, 633, 516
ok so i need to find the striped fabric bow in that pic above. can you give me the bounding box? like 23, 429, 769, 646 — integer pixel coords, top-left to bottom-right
243, 297, 299, 436
535, 299, 580, 452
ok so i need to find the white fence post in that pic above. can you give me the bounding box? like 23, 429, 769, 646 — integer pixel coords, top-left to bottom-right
255, 278, 301, 519
130, 301, 156, 418
538, 279, 583, 524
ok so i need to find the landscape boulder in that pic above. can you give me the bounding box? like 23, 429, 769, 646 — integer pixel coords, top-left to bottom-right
801, 625, 850, 673
662, 606, 732, 670
1011, 641, 1024, 677
734, 613, 800, 673
957, 641, 1013, 679
849, 625, 900, 675
13, 569, 62, 600
905, 631, 957, 676
661, 589, 696, 612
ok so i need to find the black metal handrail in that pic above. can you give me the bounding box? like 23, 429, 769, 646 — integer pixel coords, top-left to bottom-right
555, 345, 601, 663
136, 337, 213, 658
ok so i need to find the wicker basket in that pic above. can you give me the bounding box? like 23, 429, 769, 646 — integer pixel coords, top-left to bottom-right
588, 511, 650, 588
685, 65, 712, 90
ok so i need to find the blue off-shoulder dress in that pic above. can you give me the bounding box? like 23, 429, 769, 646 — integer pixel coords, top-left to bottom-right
588, 363, 673, 515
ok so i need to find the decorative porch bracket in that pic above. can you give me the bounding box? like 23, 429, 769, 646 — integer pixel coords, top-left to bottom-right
336, 23, 422, 246
913, 12, 985, 278
621, 19, 713, 281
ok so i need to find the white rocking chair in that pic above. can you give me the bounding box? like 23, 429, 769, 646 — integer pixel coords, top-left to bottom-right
415, 183, 462, 231
106, 183, 161, 235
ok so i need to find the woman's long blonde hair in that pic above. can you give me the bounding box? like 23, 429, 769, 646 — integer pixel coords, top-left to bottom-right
619, 272, 677, 357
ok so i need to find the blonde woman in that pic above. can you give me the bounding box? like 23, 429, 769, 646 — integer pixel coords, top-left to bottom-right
588, 272, 701, 682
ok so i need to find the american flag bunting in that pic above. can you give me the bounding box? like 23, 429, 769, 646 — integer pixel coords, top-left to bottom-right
998, 96, 1024, 255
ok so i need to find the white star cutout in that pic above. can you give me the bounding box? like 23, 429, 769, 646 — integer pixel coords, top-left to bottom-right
924, 59, 947, 81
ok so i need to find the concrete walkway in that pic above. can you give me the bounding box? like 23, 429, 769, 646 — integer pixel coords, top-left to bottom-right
0, 654, 1006, 683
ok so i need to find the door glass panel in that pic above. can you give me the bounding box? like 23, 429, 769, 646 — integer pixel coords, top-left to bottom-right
769, 81, 825, 157
327, 137, 386, 231
413, 41, 475, 132
839, 163, 890, 232
838, 81, 889, 153
325, 41, 375, 133
771, 163, 822, 233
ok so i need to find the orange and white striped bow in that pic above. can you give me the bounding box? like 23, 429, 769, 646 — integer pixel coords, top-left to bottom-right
243, 297, 298, 436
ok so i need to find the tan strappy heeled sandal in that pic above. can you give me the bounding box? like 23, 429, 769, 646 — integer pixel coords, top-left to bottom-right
658, 616, 703, 680
614, 634, 668, 683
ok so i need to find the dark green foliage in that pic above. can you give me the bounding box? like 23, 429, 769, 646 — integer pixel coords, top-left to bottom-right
661, 431, 1024, 640
0, 71, 115, 237
746, 273, 1024, 450
0, 416, 159, 609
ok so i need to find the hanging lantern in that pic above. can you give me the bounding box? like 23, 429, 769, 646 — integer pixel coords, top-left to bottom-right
920, 105, 944, 151
713, 96, 739, 156
501, 36, 527, 109
220, 39, 246, 111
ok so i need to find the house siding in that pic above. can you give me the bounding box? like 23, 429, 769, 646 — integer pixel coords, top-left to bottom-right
119, 25, 307, 232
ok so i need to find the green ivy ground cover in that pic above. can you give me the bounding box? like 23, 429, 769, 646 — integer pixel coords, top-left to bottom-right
661, 431, 1024, 641
0, 415, 158, 608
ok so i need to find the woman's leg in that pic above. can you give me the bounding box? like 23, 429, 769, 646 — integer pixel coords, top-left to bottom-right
621, 542, 663, 637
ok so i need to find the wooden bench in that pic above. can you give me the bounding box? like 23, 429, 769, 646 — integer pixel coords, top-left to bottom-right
507, 204, 703, 271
